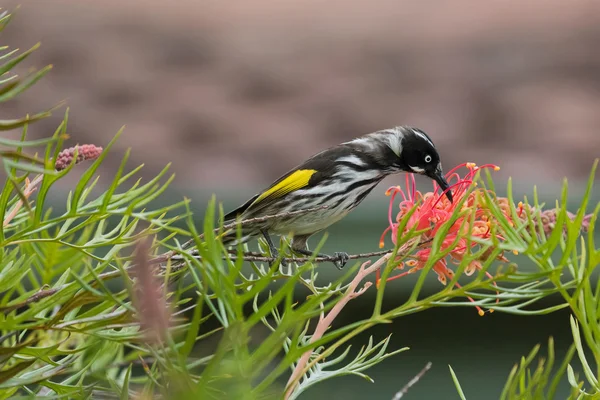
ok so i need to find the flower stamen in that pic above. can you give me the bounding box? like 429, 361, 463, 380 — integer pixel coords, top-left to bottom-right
379, 162, 509, 315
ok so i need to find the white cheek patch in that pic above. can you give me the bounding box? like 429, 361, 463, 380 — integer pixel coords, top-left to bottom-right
386, 131, 403, 157
409, 165, 425, 173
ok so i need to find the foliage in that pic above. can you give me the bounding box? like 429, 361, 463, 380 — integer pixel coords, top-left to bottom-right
446, 161, 600, 399
0, 7, 599, 400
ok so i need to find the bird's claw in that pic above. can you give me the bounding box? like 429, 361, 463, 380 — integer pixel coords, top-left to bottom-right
333, 252, 349, 269
268, 253, 287, 268
266, 248, 287, 268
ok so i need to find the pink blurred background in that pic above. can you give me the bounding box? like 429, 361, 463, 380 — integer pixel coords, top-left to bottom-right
3, 0, 599, 193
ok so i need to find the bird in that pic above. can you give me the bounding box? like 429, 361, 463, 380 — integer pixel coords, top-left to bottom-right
221, 126, 452, 269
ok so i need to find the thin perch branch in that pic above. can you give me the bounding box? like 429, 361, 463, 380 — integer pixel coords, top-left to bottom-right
168, 248, 411, 264
0, 287, 58, 314
392, 362, 433, 400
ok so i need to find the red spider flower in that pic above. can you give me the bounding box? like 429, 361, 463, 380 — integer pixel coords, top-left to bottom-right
378, 162, 513, 316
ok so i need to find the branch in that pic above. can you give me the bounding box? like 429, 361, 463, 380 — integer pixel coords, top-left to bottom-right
168, 248, 406, 264
161, 238, 431, 272
392, 362, 432, 400
0, 287, 58, 314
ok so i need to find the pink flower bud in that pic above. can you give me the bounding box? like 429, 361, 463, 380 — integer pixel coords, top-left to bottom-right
54, 144, 103, 171
535, 209, 593, 237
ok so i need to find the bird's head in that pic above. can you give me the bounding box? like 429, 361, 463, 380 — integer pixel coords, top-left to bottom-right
358, 126, 453, 202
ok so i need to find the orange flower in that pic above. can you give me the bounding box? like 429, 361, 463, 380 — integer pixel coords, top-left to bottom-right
378, 162, 512, 316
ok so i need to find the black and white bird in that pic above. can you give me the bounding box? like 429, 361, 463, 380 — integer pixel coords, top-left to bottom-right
222, 126, 452, 268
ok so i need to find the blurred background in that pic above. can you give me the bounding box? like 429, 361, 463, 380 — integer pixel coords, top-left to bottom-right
2, 1, 600, 398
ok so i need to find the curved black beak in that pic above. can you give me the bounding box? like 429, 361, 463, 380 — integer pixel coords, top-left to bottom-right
428, 169, 453, 203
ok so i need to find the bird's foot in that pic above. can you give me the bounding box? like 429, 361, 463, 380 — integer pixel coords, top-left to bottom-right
267, 248, 287, 268
260, 229, 287, 267
278, 255, 288, 268
268, 257, 288, 268
332, 252, 349, 270
292, 248, 348, 269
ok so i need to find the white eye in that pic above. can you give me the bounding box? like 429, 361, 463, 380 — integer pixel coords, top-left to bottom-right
424, 155, 432, 163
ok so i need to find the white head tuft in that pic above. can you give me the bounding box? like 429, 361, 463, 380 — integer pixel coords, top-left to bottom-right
411, 127, 435, 148
380, 127, 405, 156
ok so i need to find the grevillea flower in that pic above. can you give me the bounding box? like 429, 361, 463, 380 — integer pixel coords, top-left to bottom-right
54, 144, 103, 171
378, 162, 511, 316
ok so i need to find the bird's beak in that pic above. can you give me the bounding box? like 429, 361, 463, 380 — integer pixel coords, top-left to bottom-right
427, 168, 453, 203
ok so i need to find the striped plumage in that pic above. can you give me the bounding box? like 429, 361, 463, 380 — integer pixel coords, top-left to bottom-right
222, 126, 452, 268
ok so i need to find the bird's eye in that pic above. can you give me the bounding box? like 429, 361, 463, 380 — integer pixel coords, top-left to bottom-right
424, 155, 432, 163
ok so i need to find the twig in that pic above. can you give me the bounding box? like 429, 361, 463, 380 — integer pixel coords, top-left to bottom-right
165, 239, 431, 267
110, 356, 156, 369
0, 287, 58, 314
169, 248, 403, 264
0, 331, 19, 345
392, 362, 433, 400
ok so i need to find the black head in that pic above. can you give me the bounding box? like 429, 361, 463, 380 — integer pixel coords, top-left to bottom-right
344, 126, 453, 202
399, 127, 452, 202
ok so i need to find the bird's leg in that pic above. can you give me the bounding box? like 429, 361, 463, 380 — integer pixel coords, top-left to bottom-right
291, 235, 349, 270
261, 229, 287, 267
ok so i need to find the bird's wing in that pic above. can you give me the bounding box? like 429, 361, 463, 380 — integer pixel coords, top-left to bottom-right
223, 145, 354, 221
224, 168, 318, 222
253, 169, 318, 204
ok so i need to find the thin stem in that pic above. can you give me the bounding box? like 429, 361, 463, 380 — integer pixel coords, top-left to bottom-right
392, 362, 433, 400
0, 287, 58, 314
169, 248, 400, 264
284, 254, 392, 399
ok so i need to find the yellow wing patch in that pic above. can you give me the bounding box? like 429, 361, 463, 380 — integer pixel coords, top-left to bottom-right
252, 169, 317, 206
